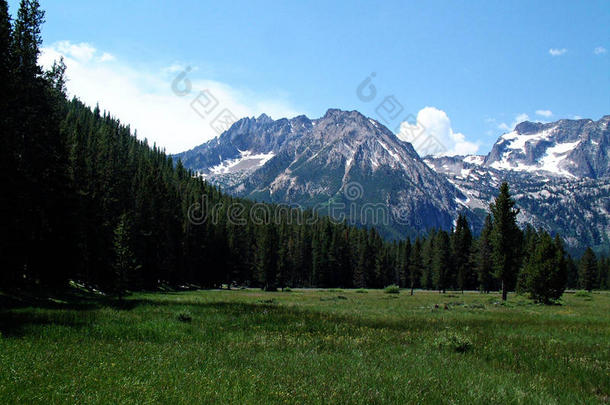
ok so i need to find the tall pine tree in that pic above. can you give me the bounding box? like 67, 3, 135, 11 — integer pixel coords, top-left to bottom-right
452, 214, 473, 293
578, 248, 597, 292
476, 215, 494, 293
490, 182, 522, 301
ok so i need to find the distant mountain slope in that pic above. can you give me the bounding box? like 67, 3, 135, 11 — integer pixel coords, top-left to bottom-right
425, 155, 610, 253
175, 111, 610, 252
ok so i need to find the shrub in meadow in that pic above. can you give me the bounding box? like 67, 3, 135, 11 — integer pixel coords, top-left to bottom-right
384, 285, 400, 294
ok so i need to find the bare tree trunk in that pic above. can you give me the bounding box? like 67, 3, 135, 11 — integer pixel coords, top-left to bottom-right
501, 280, 507, 301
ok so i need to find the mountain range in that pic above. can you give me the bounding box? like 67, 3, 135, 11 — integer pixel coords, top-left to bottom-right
174, 110, 610, 253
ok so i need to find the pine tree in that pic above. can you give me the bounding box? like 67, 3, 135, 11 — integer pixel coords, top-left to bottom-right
375, 245, 392, 288
578, 248, 597, 292
432, 230, 450, 293
259, 223, 279, 291
113, 213, 137, 300
409, 238, 422, 295
452, 214, 473, 293
0, 0, 10, 78
490, 182, 522, 301
12, 0, 43, 73
603, 257, 608, 289
421, 229, 436, 289
552, 235, 569, 298
522, 232, 567, 303
0, 0, 14, 288
299, 225, 313, 286
354, 229, 370, 288
476, 215, 494, 293
277, 221, 290, 290
565, 254, 579, 289
517, 225, 539, 294
7, 0, 75, 287
401, 238, 411, 289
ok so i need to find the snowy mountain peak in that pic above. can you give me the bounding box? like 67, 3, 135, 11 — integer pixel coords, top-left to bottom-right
483, 115, 610, 178
174, 108, 466, 235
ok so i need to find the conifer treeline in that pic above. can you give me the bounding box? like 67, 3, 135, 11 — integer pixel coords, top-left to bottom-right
1, 1, 609, 301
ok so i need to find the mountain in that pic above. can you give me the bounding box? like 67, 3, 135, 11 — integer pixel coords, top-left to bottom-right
483, 116, 610, 178
175, 109, 468, 238
425, 155, 610, 253
175, 111, 610, 252
425, 115, 610, 253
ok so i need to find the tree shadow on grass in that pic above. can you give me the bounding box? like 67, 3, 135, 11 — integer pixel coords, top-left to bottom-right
0, 310, 94, 338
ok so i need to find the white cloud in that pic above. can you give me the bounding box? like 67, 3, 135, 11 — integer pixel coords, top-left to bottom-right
497, 122, 510, 131
397, 107, 479, 157
163, 63, 190, 74
39, 41, 302, 153
594, 46, 607, 55
535, 109, 553, 118
55, 40, 96, 62
497, 113, 530, 132
549, 48, 567, 56
98, 52, 115, 62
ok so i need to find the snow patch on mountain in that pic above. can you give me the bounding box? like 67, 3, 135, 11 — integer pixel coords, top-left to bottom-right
487, 126, 583, 177
206, 150, 275, 176
489, 138, 580, 177
539, 141, 580, 176
499, 128, 556, 153
463, 155, 485, 165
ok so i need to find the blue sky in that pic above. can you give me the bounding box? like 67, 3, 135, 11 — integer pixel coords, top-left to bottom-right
9, 0, 610, 154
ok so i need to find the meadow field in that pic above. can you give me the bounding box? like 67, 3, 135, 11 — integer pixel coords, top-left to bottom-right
1, 288, 608, 404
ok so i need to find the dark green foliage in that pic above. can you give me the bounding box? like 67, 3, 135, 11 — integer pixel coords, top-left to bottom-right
476, 215, 494, 293
0, 0, 14, 288
599, 257, 609, 290
578, 248, 597, 292
490, 182, 523, 300
409, 238, 422, 295
452, 214, 473, 292
432, 231, 451, 293
565, 254, 579, 289
259, 223, 279, 291
113, 213, 137, 299
521, 232, 568, 303
420, 229, 436, 289
1, 0, 74, 288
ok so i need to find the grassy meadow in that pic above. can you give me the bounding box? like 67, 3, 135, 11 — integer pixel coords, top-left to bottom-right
1, 288, 609, 404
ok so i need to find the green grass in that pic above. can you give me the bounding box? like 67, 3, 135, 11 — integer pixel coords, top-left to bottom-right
1, 289, 609, 404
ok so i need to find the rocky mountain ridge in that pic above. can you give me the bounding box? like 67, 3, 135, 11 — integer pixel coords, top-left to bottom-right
174, 111, 610, 252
